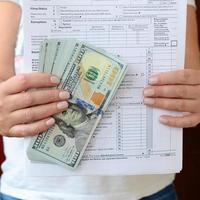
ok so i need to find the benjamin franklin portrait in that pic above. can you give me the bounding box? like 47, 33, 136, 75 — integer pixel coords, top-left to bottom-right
54, 103, 98, 152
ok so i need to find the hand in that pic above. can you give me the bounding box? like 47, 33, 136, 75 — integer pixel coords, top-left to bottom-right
0, 73, 70, 137
143, 69, 200, 128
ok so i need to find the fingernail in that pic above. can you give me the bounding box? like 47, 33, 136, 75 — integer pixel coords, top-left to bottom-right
57, 101, 68, 109
51, 76, 60, 84
144, 98, 155, 105
149, 77, 158, 85
46, 118, 55, 126
144, 88, 155, 97
59, 91, 70, 100
160, 117, 168, 124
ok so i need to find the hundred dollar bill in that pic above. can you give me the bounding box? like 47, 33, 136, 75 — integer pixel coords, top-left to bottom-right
38, 40, 48, 73
44, 39, 62, 74
27, 39, 127, 169
53, 39, 79, 79
61, 43, 126, 113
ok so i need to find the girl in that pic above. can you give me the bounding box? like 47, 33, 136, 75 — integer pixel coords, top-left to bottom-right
0, 0, 199, 199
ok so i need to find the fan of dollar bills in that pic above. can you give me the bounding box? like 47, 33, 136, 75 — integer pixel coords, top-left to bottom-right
27, 39, 128, 169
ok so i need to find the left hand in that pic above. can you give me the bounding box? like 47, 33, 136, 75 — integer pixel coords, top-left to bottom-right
143, 69, 200, 128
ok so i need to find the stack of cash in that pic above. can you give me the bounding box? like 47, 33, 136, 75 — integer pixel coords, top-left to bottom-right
27, 39, 128, 169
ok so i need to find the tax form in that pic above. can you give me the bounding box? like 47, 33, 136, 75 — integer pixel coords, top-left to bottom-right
23, 0, 186, 175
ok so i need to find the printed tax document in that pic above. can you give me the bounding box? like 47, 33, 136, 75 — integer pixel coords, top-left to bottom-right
23, 0, 186, 176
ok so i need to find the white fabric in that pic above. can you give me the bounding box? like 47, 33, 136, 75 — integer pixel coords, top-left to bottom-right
0, 0, 196, 199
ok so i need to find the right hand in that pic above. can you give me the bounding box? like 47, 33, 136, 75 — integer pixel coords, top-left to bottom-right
0, 73, 70, 137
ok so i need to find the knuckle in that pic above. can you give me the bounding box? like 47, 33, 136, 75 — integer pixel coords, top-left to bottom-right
181, 70, 191, 82
157, 99, 167, 109
16, 74, 28, 90
24, 92, 33, 106
167, 117, 182, 127
48, 90, 59, 100
40, 73, 50, 83
32, 124, 43, 135
153, 99, 159, 107
154, 87, 160, 97
177, 100, 186, 111
19, 127, 27, 137
51, 104, 59, 114
35, 126, 43, 134
174, 120, 182, 127
24, 108, 34, 122
177, 86, 187, 98
158, 86, 168, 97
54, 90, 60, 99
9, 126, 27, 137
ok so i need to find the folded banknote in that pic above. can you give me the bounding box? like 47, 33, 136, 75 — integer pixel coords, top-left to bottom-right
27, 39, 128, 169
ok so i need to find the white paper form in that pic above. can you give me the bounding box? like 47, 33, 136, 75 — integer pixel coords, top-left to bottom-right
23, 0, 186, 176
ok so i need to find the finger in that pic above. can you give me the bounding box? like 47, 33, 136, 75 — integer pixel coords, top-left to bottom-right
1, 73, 60, 95
144, 85, 200, 99
159, 113, 200, 128
10, 101, 68, 125
149, 69, 200, 86
6, 89, 70, 111
8, 118, 55, 137
144, 98, 200, 113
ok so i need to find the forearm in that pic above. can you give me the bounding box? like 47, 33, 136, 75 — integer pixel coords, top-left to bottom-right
0, 2, 21, 81
185, 6, 200, 69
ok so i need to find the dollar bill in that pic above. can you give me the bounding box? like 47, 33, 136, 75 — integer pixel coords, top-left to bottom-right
38, 40, 48, 73
27, 39, 127, 169
44, 39, 61, 73
53, 39, 79, 78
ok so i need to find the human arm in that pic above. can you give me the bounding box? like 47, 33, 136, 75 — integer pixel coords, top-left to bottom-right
143, 6, 200, 128
0, 2, 70, 137
0, 1, 20, 80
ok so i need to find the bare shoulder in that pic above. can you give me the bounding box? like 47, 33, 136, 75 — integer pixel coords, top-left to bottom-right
0, 1, 21, 14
